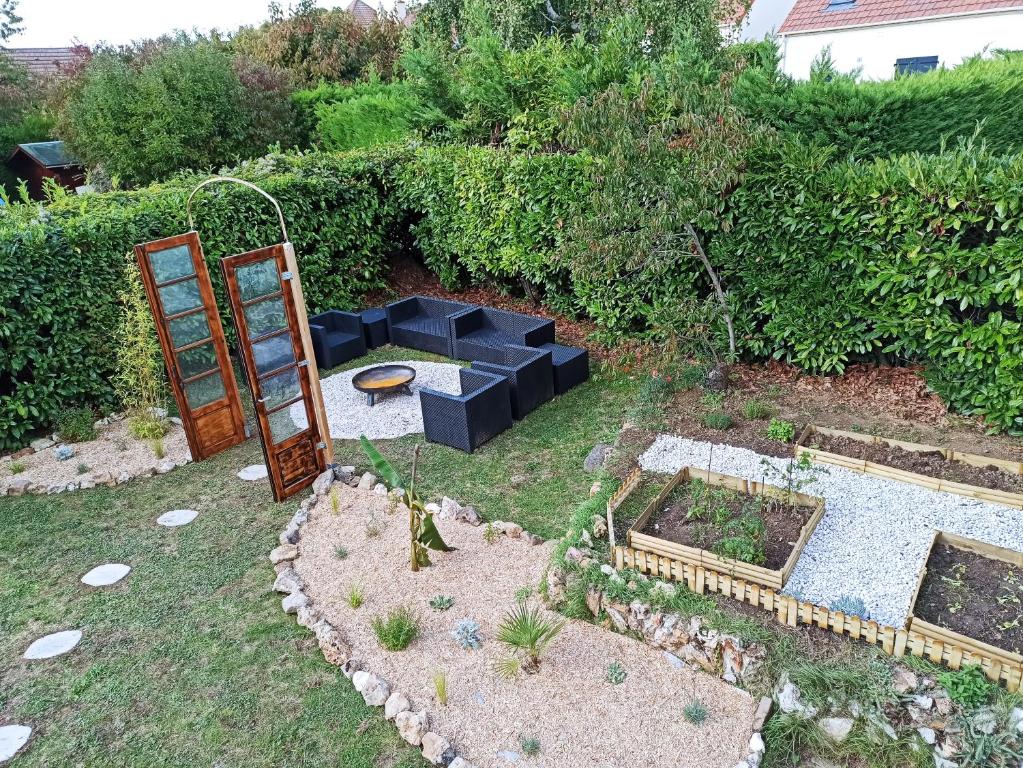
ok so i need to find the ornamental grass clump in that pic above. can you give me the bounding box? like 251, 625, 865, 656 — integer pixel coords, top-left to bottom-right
372, 606, 420, 651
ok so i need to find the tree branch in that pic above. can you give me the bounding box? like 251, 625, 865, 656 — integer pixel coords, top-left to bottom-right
685, 223, 736, 358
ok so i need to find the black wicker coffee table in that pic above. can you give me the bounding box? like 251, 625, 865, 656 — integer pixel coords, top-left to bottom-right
352, 365, 416, 406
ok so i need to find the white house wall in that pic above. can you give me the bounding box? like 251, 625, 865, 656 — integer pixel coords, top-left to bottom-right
781, 10, 1023, 80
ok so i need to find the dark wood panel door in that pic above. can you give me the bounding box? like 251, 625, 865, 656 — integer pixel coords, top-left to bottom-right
220, 244, 326, 502
134, 232, 247, 461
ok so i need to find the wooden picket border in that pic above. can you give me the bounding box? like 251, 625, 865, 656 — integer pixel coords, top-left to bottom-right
612, 543, 1023, 692
605, 466, 643, 550
794, 424, 1023, 509
624, 466, 827, 591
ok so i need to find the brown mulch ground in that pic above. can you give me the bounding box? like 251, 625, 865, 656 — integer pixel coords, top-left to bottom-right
807, 433, 1023, 494
916, 543, 1023, 655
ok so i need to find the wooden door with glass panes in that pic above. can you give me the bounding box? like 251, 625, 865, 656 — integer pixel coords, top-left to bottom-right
134, 233, 247, 460
221, 244, 326, 502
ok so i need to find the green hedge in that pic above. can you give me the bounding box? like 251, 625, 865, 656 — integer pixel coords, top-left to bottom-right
0, 151, 402, 451
735, 51, 1023, 159
715, 139, 1023, 433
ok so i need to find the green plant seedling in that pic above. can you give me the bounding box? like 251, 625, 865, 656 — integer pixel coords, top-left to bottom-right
371, 605, 420, 651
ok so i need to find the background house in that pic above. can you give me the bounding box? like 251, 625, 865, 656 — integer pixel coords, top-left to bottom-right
777, 0, 1023, 80
0, 46, 81, 77
6, 141, 85, 200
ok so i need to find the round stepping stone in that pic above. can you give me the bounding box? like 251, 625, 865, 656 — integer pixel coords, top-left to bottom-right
0, 725, 31, 762
23, 630, 82, 660
237, 464, 268, 481
81, 563, 131, 587
157, 509, 198, 527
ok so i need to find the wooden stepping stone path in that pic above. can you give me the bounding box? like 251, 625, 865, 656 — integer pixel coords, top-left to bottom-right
23, 630, 82, 660
0, 725, 31, 763
237, 464, 268, 481
156, 509, 198, 527
81, 563, 131, 587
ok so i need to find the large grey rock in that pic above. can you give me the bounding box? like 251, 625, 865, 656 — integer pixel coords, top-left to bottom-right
269, 544, 298, 564
971, 707, 998, 735
358, 674, 390, 707
385, 691, 411, 720
81, 563, 131, 587
273, 568, 303, 594
818, 717, 854, 743
334, 465, 356, 482
396, 709, 429, 746
584, 443, 611, 472
0, 724, 32, 762
281, 591, 308, 614
893, 667, 918, 694
448, 759, 476, 768
24, 629, 82, 660
312, 470, 334, 496
30, 437, 54, 451
357, 472, 377, 490
421, 732, 455, 765
1009, 707, 1023, 733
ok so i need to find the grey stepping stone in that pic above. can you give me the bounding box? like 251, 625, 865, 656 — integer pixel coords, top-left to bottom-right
237, 464, 268, 481
157, 509, 198, 527
81, 563, 131, 587
24, 630, 82, 660
0, 725, 31, 762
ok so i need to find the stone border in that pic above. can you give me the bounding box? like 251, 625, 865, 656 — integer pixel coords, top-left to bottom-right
269, 466, 544, 767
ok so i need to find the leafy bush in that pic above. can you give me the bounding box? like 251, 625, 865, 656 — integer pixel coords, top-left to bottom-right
939, 665, 994, 710
700, 411, 733, 430
372, 606, 420, 651
55, 406, 96, 443
766, 419, 796, 443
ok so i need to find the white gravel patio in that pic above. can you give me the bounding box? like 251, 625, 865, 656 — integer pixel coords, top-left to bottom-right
290, 361, 463, 440
639, 434, 1023, 628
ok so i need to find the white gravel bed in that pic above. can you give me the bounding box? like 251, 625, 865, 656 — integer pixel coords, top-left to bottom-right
290, 361, 463, 439
639, 435, 1023, 628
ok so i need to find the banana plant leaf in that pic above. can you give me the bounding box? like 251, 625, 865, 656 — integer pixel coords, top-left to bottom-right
419, 512, 455, 552
360, 435, 405, 489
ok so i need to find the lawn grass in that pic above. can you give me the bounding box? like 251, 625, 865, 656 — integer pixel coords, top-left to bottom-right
0, 347, 637, 765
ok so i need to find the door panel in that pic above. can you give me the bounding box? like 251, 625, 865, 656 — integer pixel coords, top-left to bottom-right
221, 244, 326, 502
134, 232, 247, 461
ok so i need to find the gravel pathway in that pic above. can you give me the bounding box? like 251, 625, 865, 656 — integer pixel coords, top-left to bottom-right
639, 435, 1023, 627
290, 361, 463, 440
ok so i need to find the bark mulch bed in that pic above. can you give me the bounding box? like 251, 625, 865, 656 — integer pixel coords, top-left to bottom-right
807, 433, 1023, 495
916, 543, 1023, 655
640, 481, 813, 570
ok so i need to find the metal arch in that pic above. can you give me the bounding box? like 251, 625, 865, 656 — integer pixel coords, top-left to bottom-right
186, 176, 289, 243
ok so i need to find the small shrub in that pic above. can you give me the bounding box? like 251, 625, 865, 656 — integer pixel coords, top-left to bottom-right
77, 463, 91, 475
430, 595, 454, 611
150, 438, 165, 459
520, 737, 540, 757
335, 545, 348, 560
130, 415, 168, 440
495, 604, 565, 676
606, 661, 627, 685
450, 619, 483, 650
9, 461, 26, 474
372, 606, 420, 651
742, 399, 772, 420
433, 670, 448, 706
483, 522, 499, 545
939, 665, 993, 710
55, 406, 97, 443
683, 700, 709, 725
678, 363, 710, 390
346, 584, 365, 609
766, 418, 796, 443
700, 411, 733, 430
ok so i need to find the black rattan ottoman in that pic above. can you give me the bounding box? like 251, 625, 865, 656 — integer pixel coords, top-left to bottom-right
539, 343, 589, 395
360, 308, 390, 349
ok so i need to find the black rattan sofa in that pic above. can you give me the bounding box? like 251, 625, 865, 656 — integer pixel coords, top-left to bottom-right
386, 296, 476, 357
471, 345, 554, 420
450, 306, 555, 364
538, 342, 589, 395
419, 369, 512, 452
308, 310, 368, 369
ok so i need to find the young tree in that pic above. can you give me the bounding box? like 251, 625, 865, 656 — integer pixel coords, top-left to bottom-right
1, 0, 23, 41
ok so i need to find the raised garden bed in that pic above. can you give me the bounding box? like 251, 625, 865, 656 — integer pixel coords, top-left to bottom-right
909, 531, 1023, 675
795, 424, 1023, 509
626, 467, 826, 591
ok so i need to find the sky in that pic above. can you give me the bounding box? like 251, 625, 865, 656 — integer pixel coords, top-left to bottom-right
7, 0, 401, 48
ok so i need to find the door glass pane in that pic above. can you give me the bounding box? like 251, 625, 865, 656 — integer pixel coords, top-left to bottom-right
260, 367, 301, 410
149, 245, 194, 284
237, 259, 280, 302
168, 312, 211, 349
269, 406, 303, 444
252, 332, 295, 375
184, 372, 226, 409
245, 296, 287, 339
176, 341, 218, 380
159, 278, 202, 316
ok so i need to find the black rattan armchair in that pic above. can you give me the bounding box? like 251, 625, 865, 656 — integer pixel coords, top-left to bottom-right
308, 310, 367, 370
386, 296, 476, 357
472, 345, 553, 420
450, 306, 555, 363
419, 369, 512, 453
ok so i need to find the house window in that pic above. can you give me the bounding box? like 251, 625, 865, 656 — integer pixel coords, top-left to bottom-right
826, 0, 856, 9
895, 56, 939, 75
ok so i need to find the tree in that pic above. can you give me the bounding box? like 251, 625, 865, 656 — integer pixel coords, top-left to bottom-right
1, 0, 23, 42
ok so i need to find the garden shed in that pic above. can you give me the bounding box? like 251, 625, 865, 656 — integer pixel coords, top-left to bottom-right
6, 141, 86, 200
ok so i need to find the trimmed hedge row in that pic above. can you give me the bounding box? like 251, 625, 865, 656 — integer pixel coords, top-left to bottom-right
714, 139, 1023, 433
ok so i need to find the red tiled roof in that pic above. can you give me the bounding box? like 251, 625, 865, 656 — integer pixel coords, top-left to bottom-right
1, 47, 81, 76
346, 0, 379, 26
779, 0, 1023, 33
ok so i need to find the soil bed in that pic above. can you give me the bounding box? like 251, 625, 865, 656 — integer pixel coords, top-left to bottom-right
640, 480, 813, 570
807, 433, 1023, 495
915, 543, 1023, 655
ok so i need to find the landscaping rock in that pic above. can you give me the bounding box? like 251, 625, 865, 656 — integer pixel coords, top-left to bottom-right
564, 547, 584, 564
584, 443, 611, 472
24, 629, 82, 660
396, 709, 429, 746
893, 667, 918, 694
282, 591, 309, 614
54, 444, 75, 461
917, 727, 936, 745
704, 364, 729, 392
0, 724, 32, 762
273, 568, 303, 594
156, 509, 198, 527
357, 472, 377, 490
448, 758, 475, 768
818, 717, 854, 743
297, 607, 321, 629
589, 480, 602, 498
748, 732, 765, 755
753, 697, 773, 731
81, 563, 131, 587
334, 465, 356, 482
1009, 707, 1023, 733
359, 675, 391, 707
30, 437, 54, 451
373, 483, 388, 495
279, 523, 300, 545
312, 470, 333, 496
591, 515, 608, 539
440, 497, 461, 519
495, 521, 522, 538
7, 477, 30, 496
269, 544, 298, 564
341, 659, 362, 679
777, 678, 817, 718
237, 464, 268, 481
971, 707, 998, 735
523, 532, 543, 545
385, 691, 411, 720
421, 732, 455, 765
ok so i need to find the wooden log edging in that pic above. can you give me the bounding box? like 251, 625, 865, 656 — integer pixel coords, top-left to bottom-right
613, 543, 1023, 692
795, 424, 1023, 509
